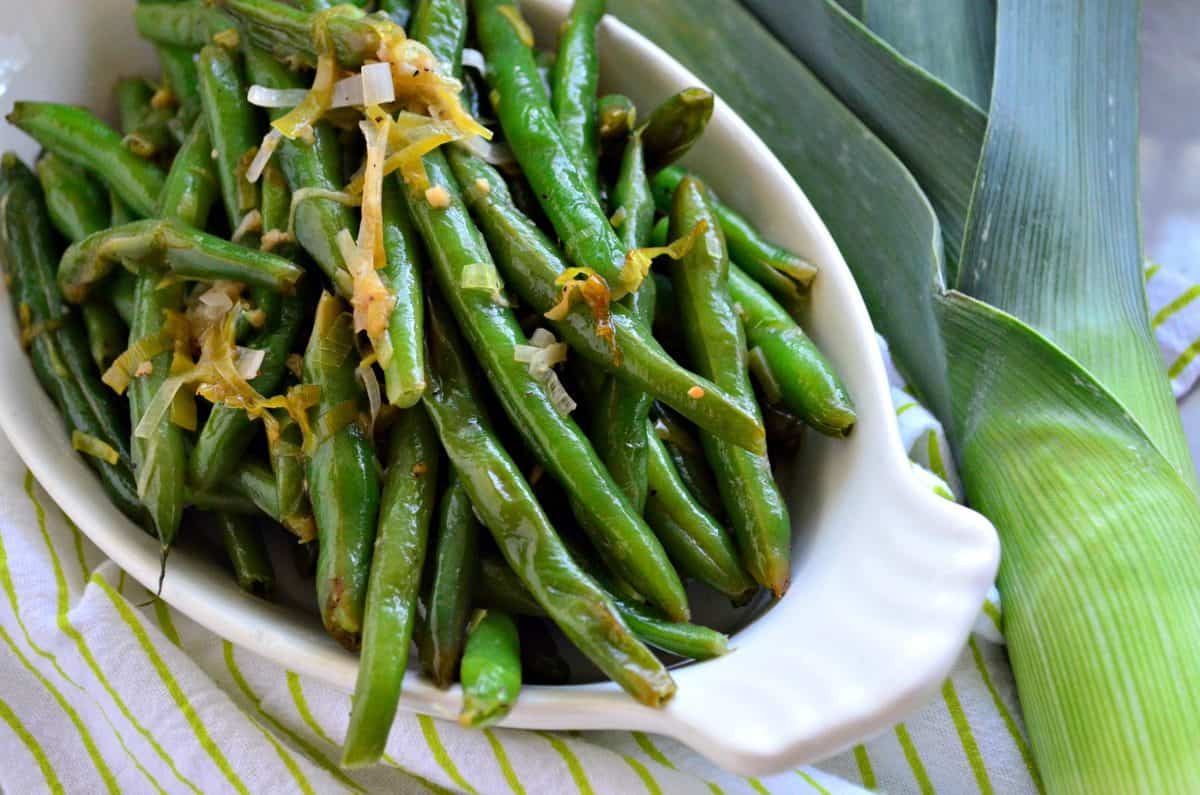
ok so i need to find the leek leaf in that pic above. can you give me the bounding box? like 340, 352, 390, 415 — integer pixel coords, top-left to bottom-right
740, 0, 987, 271
937, 291, 1200, 794
860, 0, 995, 107
607, 0, 953, 420
956, 0, 1193, 481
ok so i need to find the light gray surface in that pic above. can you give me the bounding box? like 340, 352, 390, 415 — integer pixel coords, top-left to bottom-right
1142, 0, 1200, 469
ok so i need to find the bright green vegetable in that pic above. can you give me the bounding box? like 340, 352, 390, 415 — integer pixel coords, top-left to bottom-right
551, 0, 605, 197
343, 408, 439, 767
448, 146, 765, 454
422, 292, 675, 706
459, 609, 521, 728
57, 218, 304, 304
216, 512, 275, 596
640, 87, 713, 173
669, 176, 790, 596
0, 155, 141, 520
378, 177, 427, 408
729, 264, 855, 436
35, 153, 109, 242
418, 472, 480, 689
645, 424, 754, 601
7, 102, 167, 218
197, 43, 263, 231
304, 293, 381, 650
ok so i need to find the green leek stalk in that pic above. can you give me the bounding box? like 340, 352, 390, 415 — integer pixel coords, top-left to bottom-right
613, 0, 1200, 790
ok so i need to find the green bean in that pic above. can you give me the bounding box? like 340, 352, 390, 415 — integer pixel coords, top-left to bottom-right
409, 150, 689, 621
590, 129, 656, 510
652, 407, 724, 518
343, 407, 439, 767
198, 44, 264, 231
259, 162, 291, 243
0, 155, 141, 519
459, 609, 521, 728
418, 471, 480, 689
81, 303, 128, 371
223, 0, 387, 68
130, 114, 219, 553
128, 276, 188, 547
190, 289, 305, 488
158, 116, 220, 232
653, 167, 817, 317
244, 47, 355, 296
645, 425, 755, 600
475, 555, 728, 661
57, 218, 304, 303
216, 512, 275, 596
157, 45, 202, 122
378, 176, 426, 407
380, 0, 414, 27
115, 77, 156, 134
670, 177, 790, 596
125, 105, 176, 159
269, 412, 316, 540
448, 147, 765, 454
227, 460, 281, 519
35, 154, 109, 242
134, 1, 231, 48
551, 0, 604, 197
729, 265, 855, 436
304, 292, 381, 650
411, 0, 468, 80
422, 292, 674, 706
597, 93, 637, 153
473, 0, 635, 296
640, 88, 713, 173
517, 616, 570, 685
186, 487, 261, 515
7, 103, 166, 218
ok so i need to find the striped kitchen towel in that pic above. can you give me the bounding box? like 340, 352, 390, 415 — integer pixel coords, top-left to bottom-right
6, 266, 1200, 793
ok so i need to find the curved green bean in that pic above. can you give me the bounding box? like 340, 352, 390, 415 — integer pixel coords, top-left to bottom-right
597, 93, 637, 152
670, 177, 791, 596
475, 555, 729, 661
378, 176, 426, 408
653, 167, 817, 317
408, 150, 689, 621
35, 154, 109, 242
223, 0, 386, 69
473, 0, 634, 295
58, 218, 304, 303
216, 511, 275, 596
422, 292, 675, 706
343, 407, 439, 767
729, 264, 855, 436
0, 155, 141, 519
198, 43, 263, 231
8, 103, 166, 219
459, 609, 521, 728
590, 129, 656, 510
304, 292, 381, 650
418, 471, 480, 689
411, 0, 469, 80
645, 425, 755, 600
134, 1, 230, 48
447, 146, 765, 455
640, 88, 713, 173
551, 0, 605, 197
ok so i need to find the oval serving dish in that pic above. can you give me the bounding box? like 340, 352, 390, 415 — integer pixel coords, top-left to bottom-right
0, 0, 999, 775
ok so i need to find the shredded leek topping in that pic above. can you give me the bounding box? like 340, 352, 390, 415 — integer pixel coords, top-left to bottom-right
287, 188, 361, 238
545, 267, 615, 351
461, 261, 509, 306
513, 330, 576, 415
619, 219, 708, 295
71, 430, 120, 465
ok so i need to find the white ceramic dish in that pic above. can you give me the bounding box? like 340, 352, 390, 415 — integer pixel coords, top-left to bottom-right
0, 0, 1000, 776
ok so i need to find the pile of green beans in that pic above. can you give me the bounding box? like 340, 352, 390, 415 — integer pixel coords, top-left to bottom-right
1, 0, 855, 767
